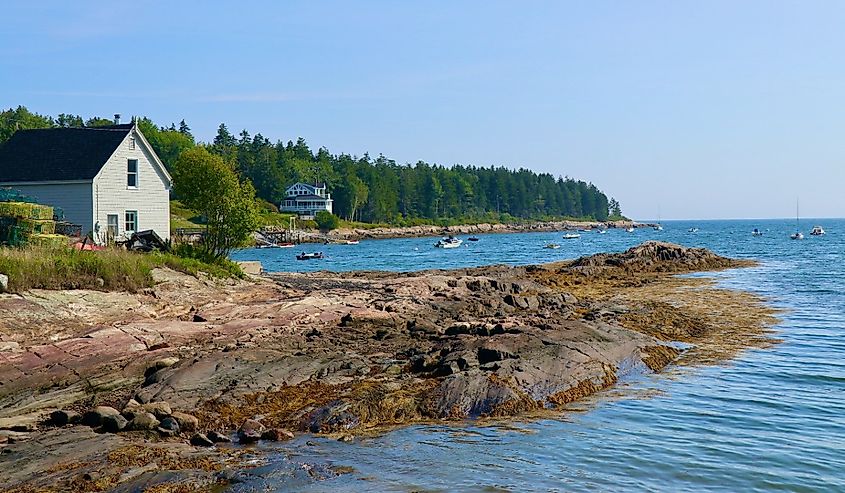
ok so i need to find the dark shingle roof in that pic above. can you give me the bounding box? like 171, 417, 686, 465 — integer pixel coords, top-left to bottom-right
0, 124, 133, 183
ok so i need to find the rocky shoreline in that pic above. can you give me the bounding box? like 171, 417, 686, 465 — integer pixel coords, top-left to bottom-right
274, 218, 655, 243
0, 242, 776, 492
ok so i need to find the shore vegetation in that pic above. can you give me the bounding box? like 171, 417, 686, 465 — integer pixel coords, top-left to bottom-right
0, 245, 242, 293
2, 106, 624, 228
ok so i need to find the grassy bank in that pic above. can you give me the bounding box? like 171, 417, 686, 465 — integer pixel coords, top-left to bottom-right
0, 245, 242, 293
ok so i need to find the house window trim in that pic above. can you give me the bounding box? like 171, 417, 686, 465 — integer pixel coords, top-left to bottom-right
125, 210, 138, 234
129, 136, 136, 150
127, 159, 139, 189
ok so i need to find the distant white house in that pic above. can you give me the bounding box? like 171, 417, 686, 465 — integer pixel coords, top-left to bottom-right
0, 118, 172, 244
279, 182, 333, 219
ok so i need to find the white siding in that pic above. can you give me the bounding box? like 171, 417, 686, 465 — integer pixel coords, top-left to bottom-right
0, 182, 94, 235
92, 128, 170, 243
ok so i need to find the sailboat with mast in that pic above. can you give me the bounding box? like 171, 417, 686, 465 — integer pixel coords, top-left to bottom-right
790, 199, 804, 240
653, 207, 663, 231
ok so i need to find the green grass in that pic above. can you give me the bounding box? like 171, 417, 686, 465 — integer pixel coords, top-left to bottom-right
0, 245, 242, 293
170, 199, 298, 231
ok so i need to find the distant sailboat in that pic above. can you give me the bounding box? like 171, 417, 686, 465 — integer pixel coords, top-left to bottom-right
790, 199, 804, 240
654, 207, 663, 231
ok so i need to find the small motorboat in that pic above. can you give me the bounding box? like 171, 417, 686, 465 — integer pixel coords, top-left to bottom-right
688, 227, 699, 233
597, 229, 608, 234
810, 226, 825, 236
296, 252, 324, 260
563, 233, 581, 239
544, 243, 561, 249
752, 228, 764, 237
467, 237, 480, 242
625, 226, 635, 233
344, 240, 360, 245
790, 232, 804, 240
654, 224, 663, 231
434, 236, 463, 248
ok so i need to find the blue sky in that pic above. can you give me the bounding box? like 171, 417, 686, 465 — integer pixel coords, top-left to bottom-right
2, 1, 843, 220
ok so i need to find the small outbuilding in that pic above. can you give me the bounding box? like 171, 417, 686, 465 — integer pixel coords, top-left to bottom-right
0, 120, 171, 244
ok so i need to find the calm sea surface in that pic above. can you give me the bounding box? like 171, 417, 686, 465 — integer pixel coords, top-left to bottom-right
230, 219, 845, 492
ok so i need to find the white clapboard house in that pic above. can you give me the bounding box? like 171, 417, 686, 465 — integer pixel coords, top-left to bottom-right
0, 120, 171, 244
279, 182, 333, 219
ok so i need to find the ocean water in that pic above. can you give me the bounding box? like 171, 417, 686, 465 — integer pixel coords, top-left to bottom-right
229, 219, 845, 492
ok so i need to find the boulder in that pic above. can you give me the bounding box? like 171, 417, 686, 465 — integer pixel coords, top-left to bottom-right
127, 412, 160, 431
237, 261, 263, 275
261, 428, 294, 442
208, 430, 231, 443
237, 419, 265, 444
170, 412, 198, 432
101, 414, 128, 433
0, 273, 8, 293
141, 401, 172, 419
49, 409, 81, 427
81, 406, 120, 427
190, 433, 214, 447
157, 416, 180, 436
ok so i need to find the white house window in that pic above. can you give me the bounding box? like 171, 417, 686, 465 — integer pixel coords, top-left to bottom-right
127, 159, 138, 188
125, 211, 137, 233
129, 136, 136, 150
107, 214, 119, 237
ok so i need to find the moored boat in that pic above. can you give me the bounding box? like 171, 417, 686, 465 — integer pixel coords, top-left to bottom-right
625, 226, 635, 233
544, 243, 561, 249
810, 226, 825, 236
467, 237, 480, 242
688, 227, 699, 233
434, 236, 463, 248
563, 233, 581, 239
790, 199, 803, 240
344, 240, 360, 245
296, 252, 324, 260
751, 228, 763, 237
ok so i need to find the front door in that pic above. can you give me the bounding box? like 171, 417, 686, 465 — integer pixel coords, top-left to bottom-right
106, 214, 119, 242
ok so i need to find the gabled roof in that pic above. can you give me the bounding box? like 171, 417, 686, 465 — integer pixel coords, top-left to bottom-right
287, 182, 326, 190
0, 124, 134, 183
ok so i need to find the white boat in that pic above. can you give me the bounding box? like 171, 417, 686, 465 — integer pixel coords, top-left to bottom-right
751, 228, 764, 237
296, 252, 324, 260
434, 236, 463, 248
544, 243, 561, 249
654, 224, 663, 231
810, 226, 825, 236
625, 226, 635, 233
563, 233, 581, 239
257, 241, 295, 249
790, 199, 803, 240
344, 240, 360, 245
688, 227, 699, 233
597, 229, 608, 234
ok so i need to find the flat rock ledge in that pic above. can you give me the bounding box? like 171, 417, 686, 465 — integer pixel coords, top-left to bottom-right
0, 241, 764, 491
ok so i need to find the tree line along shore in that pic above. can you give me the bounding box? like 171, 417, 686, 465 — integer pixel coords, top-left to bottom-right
1, 106, 624, 231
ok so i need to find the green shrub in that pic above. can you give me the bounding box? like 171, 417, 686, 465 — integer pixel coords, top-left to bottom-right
315, 211, 340, 231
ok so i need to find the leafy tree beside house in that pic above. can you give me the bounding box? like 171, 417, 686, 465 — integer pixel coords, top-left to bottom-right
315, 210, 340, 231
172, 147, 260, 260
